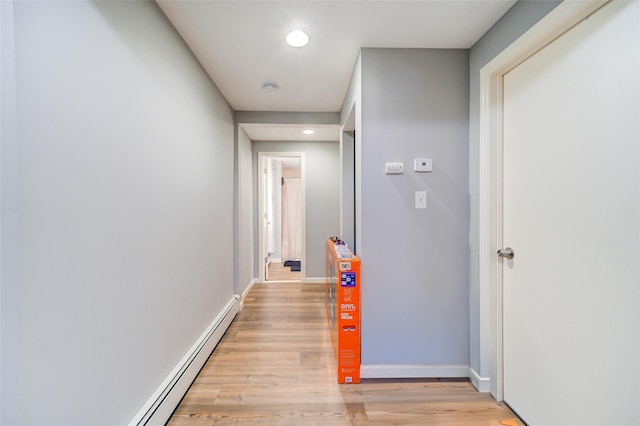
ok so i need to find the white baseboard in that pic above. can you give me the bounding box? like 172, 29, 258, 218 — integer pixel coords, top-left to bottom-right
255, 278, 325, 284
468, 367, 491, 392
128, 295, 241, 426
303, 277, 327, 284
240, 279, 257, 309
360, 364, 470, 379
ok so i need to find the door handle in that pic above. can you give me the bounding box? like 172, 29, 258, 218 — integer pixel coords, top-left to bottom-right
497, 247, 514, 259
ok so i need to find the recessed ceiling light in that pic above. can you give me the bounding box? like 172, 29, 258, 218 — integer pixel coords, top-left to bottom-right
262, 83, 278, 94
286, 30, 309, 48
303, 129, 315, 135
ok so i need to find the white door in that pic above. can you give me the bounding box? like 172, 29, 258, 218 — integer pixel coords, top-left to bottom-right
501, 1, 639, 425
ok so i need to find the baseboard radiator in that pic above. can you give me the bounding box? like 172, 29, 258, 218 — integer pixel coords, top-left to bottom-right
129, 294, 241, 426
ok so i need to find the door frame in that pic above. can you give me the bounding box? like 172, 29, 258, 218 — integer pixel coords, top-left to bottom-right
340, 103, 356, 252
257, 151, 306, 283
478, 0, 608, 400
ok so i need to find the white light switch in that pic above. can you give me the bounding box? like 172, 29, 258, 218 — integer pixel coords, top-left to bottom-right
385, 162, 404, 174
415, 191, 427, 209
414, 158, 432, 172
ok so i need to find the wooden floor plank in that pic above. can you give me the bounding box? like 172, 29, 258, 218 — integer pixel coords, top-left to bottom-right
266, 261, 302, 282
167, 283, 523, 425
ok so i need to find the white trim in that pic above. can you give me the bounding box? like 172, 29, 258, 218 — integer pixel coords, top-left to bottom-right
303, 277, 327, 284
1, 2, 20, 421
478, 0, 608, 402
339, 102, 356, 249
128, 295, 241, 426
239, 278, 258, 310
257, 152, 306, 283
468, 367, 491, 393
360, 364, 469, 379
256, 279, 325, 284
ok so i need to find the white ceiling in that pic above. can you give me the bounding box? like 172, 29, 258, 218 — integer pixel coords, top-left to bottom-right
156, 0, 517, 140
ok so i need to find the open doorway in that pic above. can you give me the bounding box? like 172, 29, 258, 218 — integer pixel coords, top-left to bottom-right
340, 104, 356, 253
258, 152, 305, 282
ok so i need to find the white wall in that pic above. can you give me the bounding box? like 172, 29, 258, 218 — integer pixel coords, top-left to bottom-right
237, 127, 255, 295
358, 48, 470, 371
1, 1, 235, 424
467, 0, 561, 384
252, 141, 340, 279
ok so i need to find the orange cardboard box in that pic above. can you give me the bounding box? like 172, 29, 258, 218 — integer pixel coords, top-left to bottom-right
325, 238, 361, 384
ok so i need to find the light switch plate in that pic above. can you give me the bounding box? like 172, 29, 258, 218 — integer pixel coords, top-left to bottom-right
415, 191, 427, 209
385, 162, 404, 174
414, 158, 432, 172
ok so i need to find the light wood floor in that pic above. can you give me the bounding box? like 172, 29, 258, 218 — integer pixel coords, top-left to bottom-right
266, 261, 301, 282
168, 283, 523, 425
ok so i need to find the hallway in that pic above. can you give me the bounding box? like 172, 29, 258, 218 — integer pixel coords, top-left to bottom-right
267, 261, 302, 282
168, 283, 521, 425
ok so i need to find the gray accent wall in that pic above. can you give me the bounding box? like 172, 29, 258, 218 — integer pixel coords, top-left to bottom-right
252, 141, 340, 279
2, 1, 235, 424
468, 0, 562, 382
358, 48, 470, 367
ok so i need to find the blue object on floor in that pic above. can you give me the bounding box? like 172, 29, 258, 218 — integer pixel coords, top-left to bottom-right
284, 260, 301, 271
